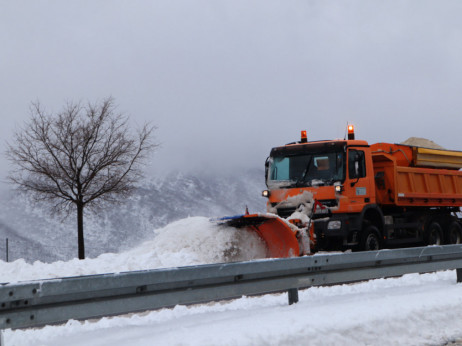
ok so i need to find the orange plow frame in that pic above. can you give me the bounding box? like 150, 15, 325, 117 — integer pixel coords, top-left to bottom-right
221, 214, 301, 258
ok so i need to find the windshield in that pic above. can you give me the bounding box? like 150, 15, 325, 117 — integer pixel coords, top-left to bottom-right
267, 151, 345, 189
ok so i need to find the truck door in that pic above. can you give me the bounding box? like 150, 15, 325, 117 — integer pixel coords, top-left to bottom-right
346, 148, 372, 211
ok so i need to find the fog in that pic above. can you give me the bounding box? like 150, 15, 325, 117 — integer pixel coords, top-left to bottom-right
2, 1, 462, 180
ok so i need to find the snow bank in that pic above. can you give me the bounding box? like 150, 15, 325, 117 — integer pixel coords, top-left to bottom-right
0, 217, 266, 283
5, 271, 462, 345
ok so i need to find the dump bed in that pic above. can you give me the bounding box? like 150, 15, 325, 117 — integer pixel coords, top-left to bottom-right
371, 143, 462, 207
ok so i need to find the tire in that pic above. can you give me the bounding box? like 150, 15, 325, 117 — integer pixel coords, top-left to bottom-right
361, 225, 381, 251
427, 222, 443, 246
447, 221, 462, 244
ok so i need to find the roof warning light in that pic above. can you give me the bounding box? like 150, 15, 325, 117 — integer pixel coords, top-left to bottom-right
347, 124, 355, 140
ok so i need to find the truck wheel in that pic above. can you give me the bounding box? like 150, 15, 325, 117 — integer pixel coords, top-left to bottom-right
447, 222, 462, 244
361, 225, 380, 251
427, 222, 443, 246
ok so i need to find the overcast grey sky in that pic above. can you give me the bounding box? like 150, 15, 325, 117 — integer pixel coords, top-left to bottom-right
2, 1, 462, 181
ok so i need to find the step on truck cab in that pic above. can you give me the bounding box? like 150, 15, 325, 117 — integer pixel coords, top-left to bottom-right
263, 126, 462, 251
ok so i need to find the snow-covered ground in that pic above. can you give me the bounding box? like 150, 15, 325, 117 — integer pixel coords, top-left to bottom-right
3, 217, 462, 345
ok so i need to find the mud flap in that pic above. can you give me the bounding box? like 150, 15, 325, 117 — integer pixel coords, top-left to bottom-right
216, 214, 301, 258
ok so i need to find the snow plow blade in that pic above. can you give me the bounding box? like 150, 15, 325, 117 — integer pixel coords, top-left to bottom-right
218, 214, 300, 258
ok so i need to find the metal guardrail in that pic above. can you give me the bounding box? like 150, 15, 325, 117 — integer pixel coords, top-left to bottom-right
1, 245, 462, 332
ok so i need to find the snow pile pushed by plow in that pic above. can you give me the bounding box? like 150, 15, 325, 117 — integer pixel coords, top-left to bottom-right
134, 216, 267, 266
0, 217, 267, 283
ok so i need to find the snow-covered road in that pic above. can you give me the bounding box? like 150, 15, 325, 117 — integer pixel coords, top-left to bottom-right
3, 217, 462, 345
6, 271, 462, 346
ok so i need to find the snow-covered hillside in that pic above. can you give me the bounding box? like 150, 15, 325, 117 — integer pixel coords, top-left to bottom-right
0, 169, 266, 263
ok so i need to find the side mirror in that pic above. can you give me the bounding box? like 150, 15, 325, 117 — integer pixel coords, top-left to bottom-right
348, 150, 365, 185
264, 157, 270, 182
354, 160, 360, 177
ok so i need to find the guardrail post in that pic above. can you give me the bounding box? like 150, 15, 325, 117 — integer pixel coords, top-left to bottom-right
457, 269, 462, 283
288, 288, 299, 305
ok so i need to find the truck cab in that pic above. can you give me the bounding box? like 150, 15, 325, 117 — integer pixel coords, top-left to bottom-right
264, 129, 382, 251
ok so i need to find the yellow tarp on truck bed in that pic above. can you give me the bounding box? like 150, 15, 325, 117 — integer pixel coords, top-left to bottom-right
413, 147, 462, 170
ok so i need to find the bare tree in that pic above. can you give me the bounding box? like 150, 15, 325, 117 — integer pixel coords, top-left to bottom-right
6, 98, 158, 259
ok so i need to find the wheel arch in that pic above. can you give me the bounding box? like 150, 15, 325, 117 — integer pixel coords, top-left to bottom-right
360, 205, 385, 233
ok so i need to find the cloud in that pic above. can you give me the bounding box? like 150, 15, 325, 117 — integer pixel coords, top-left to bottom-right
2, 0, 462, 180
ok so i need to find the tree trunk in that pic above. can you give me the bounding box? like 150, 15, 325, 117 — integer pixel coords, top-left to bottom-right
77, 202, 85, 260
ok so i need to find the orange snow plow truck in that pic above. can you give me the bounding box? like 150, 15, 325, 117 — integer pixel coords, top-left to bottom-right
219, 125, 462, 258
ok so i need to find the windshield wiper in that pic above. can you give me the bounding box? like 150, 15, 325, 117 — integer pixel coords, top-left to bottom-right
296, 156, 313, 187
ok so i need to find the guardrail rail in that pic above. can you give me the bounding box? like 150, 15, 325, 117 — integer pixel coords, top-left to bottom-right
2, 244, 462, 337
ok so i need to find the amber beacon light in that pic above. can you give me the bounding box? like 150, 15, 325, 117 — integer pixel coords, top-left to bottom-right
347, 124, 355, 140
301, 130, 308, 143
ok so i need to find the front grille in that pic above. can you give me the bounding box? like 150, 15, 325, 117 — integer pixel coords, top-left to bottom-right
318, 199, 338, 207
276, 207, 297, 218
274, 199, 337, 218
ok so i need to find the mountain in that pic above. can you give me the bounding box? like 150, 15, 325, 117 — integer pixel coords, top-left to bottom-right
0, 169, 267, 263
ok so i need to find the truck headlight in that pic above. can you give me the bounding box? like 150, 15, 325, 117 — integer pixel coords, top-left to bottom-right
262, 190, 270, 197
327, 220, 342, 230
